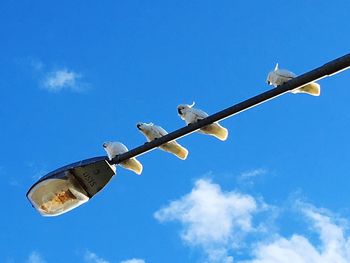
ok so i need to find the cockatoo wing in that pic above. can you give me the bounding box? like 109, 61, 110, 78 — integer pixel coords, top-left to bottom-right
160, 141, 189, 160
104, 142, 128, 160
182, 107, 209, 125
150, 125, 188, 160
140, 126, 158, 141
190, 108, 209, 119
199, 122, 228, 141
276, 69, 296, 79
153, 125, 168, 137
270, 69, 296, 87
120, 158, 143, 175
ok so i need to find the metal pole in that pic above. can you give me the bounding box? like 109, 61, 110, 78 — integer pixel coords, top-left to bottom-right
111, 53, 350, 165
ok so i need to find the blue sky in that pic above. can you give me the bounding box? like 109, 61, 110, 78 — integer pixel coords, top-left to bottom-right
1, 0, 350, 262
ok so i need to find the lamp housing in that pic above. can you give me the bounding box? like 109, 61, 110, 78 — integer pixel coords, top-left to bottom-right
27, 156, 116, 216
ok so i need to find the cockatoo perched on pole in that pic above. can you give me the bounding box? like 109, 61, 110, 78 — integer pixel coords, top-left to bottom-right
266, 63, 321, 96
136, 122, 188, 160
103, 141, 143, 175
177, 102, 228, 141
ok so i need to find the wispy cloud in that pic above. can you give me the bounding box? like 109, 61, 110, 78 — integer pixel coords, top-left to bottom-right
23, 57, 89, 93
42, 68, 83, 92
120, 259, 146, 263
83, 251, 145, 263
154, 178, 266, 263
237, 168, 267, 187
27, 251, 46, 263
239, 169, 267, 180
26, 162, 48, 181
84, 251, 110, 263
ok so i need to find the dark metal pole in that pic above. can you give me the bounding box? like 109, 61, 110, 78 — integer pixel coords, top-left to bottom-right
111, 53, 350, 165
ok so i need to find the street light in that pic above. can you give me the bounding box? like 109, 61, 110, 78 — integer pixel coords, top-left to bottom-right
27, 157, 115, 216
27, 53, 350, 216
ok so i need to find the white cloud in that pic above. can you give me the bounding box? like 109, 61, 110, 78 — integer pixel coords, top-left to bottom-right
239, 169, 267, 180
42, 68, 83, 92
84, 251, 110, 263
154, 178, 264, 262
23, 57, 88, 92
120, 259, 146, 263
242, 205, 350, 263
237, 169, 267, 187
27, 251, 46, 263
155, 178, 350, 263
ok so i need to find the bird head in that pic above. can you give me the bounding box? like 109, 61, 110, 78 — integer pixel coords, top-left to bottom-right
266, 64, 279, 86
266, 73, 272, 85
137, 122, 153, 131
102, 141, 113, 159
177, 102, 195, 115
136, 122, 144, 130
103, 142, 111, 148
103, 141, 125, 150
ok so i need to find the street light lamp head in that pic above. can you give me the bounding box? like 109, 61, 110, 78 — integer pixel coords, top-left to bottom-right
27, 170, 90, 216
27, 157, 116, 217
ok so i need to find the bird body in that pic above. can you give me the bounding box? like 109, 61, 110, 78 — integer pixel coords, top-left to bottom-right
177, 102, 228, 141
136, 122, 188, 160
103, 141, 143, 175
266, 63, 321, 96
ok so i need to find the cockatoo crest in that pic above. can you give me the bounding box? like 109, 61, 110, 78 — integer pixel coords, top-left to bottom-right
188, 101, 195, 108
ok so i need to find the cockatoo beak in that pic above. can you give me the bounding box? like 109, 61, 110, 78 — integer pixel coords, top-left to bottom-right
177, 108, 183, 115
267, 80, 270, 85
136, 123, 142, 130
102, 143, 107, 148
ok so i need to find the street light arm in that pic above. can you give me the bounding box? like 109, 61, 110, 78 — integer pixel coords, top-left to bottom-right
110, 53, 350, 165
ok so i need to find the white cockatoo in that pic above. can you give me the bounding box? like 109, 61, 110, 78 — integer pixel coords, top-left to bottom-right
266, 63, 321, 96
103, 141, 143, 175
177, 102, 228, 141
136, 122, 188, 160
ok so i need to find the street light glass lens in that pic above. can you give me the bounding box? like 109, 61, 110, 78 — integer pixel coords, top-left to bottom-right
27, 171, 89, 216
